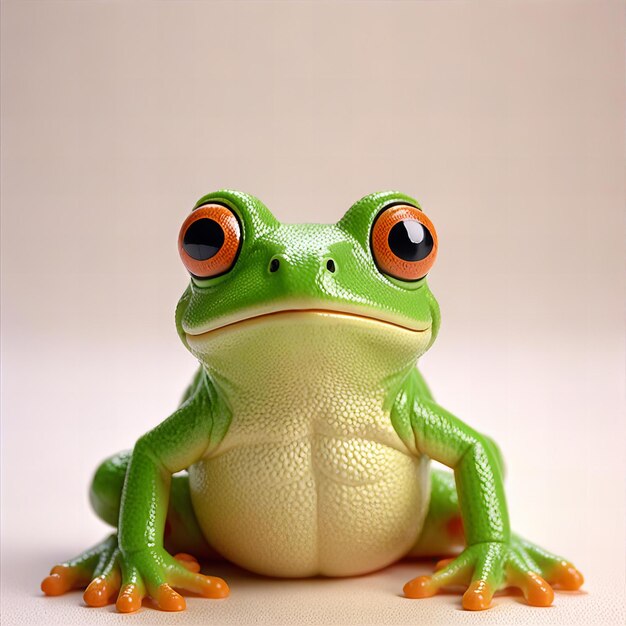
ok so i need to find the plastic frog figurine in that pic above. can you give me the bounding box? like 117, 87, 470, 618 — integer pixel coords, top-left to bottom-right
41, 190, 583, 613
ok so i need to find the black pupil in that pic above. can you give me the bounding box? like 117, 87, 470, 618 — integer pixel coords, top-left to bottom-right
388, 220, 433, 262
183, 218, 225, 261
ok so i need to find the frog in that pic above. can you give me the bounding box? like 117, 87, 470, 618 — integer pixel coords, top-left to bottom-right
41, 190, 584, 613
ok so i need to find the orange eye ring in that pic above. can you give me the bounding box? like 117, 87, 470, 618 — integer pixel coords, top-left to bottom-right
178, 203, 242, 278
371, 204, 438, 281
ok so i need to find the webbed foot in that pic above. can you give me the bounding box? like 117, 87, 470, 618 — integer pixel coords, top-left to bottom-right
404, 534, 583, 611
42, 534, 118, 599
41, 535, 228, 612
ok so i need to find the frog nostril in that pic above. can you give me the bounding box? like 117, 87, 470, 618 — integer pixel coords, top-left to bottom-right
269, 258, 280, 273
326, 259, 336, 273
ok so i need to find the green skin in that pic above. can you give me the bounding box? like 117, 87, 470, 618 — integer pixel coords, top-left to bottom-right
43, 190, 582, 612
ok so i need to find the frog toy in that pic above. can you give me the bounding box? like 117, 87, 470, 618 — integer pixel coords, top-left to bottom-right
41, 190, 584, 613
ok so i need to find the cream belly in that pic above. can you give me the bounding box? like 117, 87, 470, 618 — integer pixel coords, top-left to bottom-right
189, 434, 429, 577
185, 310, 433, 577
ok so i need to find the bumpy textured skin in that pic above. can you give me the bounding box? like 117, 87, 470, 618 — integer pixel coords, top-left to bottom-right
41, 190, 583, 613
188, 311, 431, 577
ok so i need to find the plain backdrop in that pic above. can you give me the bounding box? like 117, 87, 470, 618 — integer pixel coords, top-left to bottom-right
1, 1, 624, 625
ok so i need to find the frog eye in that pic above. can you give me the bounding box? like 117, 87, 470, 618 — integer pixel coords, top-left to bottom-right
370, 203, 438, 281
178, 203, 242, 278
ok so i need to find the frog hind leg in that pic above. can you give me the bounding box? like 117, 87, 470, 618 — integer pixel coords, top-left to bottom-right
407, 468, 465, 559
41, 451, 212, 607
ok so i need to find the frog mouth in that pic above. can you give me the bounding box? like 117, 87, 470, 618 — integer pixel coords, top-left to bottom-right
185, 307, 431, 338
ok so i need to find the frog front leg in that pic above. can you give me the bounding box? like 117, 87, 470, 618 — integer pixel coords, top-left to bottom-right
111, 376, 230, 612
41, 457, 216, 609
42, 372, 230, 613
402, 397, 584, 610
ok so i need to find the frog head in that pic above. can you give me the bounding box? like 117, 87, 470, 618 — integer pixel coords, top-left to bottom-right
175, 190, 441, 387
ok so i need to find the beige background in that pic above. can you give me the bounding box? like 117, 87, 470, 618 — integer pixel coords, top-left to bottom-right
1, 1, 624, 624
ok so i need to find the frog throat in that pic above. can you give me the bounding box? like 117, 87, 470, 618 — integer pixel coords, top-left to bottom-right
184, 309, 433, 403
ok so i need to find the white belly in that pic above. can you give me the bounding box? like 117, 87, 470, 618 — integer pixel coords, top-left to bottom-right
189, 435, 429, 577
185, 310, 433, 577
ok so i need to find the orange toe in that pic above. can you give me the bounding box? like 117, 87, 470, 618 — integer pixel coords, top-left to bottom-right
404, 575, 437, 599
198, 576, 230, 599
41, 565, 83, 596
41, 573, 68, 596
174, 553, 201, 573
156, 584, 186, 611
550, 561, 584, 591
116, 584, 142, 613
462, 580, 493, 611
523, 572, 554, 607
434, 558, 455, 572
83, 575, 119, 607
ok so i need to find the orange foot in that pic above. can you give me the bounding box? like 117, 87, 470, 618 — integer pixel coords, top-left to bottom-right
83, 570, 122, 608
403, 537, 583, 611
462, 580, 495, 611
547, 560, 585, 591
42, 536, 229, 613
41, 564, 92, 597
115, 583, 144, 613
507, 571, 554, 607
174, 552, 201, 573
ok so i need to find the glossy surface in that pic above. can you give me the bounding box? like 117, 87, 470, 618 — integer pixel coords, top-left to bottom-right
388, 221, 433, 262
370, 204, 438, 281
178, 203, 241, 278
183, 218, 225, 261
42, 190, 583, 613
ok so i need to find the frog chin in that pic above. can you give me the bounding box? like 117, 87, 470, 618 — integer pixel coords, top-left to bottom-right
184, 307, 432, 389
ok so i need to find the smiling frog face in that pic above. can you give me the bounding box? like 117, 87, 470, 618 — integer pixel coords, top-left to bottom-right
175, 190, 441, 376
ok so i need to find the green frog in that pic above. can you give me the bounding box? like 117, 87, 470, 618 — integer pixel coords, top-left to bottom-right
41, 190, 583, 613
